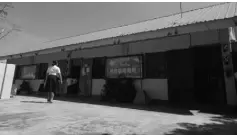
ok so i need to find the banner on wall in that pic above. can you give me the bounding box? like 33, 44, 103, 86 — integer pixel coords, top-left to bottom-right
20, 65, 37, 79
106, 56, 142, 78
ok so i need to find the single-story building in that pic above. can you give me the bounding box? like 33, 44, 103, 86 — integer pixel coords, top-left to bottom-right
1, 3, 237, 106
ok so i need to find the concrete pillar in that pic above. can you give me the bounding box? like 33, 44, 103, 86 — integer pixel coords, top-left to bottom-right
219, 28, 237, 106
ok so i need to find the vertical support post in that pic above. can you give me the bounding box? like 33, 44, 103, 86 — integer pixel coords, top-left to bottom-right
219, 28, 237, 106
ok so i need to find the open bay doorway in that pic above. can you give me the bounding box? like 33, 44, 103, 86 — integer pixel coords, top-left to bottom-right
67, 58, 81, 96
167, 48, 195, 104
167, 45, 226, 106
193, 45, 226, 105
79, 58, 93, 97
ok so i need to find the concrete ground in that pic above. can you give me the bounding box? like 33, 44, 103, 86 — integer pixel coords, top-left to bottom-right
0, 96, 237, 135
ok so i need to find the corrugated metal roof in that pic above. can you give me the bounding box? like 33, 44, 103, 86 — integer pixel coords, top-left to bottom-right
1, 2, 237, 57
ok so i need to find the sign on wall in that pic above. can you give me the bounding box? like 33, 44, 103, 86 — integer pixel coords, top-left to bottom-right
20, 65, 37, 79
106, 56, 142, 78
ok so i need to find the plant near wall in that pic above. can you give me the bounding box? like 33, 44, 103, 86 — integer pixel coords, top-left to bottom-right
17, 80, 32, 95
100, 83, 109, 101
100, 79, 118, 102
116, 78, 136, 103
100, 77, 137, 103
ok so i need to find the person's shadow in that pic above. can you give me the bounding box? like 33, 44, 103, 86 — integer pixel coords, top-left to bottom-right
21, 101, 47, 104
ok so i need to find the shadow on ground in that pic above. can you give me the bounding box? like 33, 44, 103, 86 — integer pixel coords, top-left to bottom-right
20, 94, 194, 116
21, 101, 47, 104
19, 94, 237, 116
83, 133, 117, 135
53, 132, 112, 135
164, 115, 237, 135
52, 96, 237, 116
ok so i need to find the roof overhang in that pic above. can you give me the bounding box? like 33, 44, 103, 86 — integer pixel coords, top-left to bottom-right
1, 17, 237, 60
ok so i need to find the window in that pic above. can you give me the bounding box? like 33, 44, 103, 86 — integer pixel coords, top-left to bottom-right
145, 52, 167, 78
19, 65, 37, 79
106, 56, 142, 78
92, 57, 105, 79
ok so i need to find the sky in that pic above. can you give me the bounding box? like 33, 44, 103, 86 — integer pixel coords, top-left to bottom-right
5, 2, 222, 42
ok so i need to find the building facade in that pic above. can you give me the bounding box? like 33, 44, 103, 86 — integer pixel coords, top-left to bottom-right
6, 28, 237, 106
2, 3, 237, 106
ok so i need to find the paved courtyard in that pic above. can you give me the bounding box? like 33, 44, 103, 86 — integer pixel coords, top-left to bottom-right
0, 96, 237, 135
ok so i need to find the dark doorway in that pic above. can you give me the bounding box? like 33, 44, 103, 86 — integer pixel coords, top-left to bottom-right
67, 59, 81, 95
167, 49, 195, 104
193, 45, 226, 105
79, 58, 93, 97
167, 45, 226, 105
